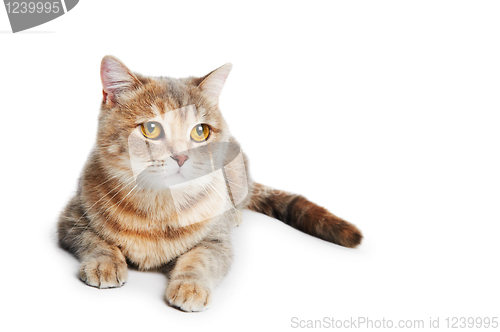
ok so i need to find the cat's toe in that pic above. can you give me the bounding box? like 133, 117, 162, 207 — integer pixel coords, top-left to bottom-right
166, 278, 211, 312
79, 257, 128, 289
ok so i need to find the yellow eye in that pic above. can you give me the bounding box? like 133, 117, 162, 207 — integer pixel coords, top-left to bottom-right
140, 122, 163, 139
190, 124, 211, 142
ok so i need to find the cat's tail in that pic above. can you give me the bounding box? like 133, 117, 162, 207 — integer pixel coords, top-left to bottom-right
246, 183, 363, 248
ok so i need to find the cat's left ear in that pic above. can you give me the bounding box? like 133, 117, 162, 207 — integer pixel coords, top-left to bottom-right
198, 63, 233, 101
100, 55, 142, 106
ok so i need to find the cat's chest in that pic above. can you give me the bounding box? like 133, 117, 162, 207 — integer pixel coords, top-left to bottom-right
91, 175, 232, 270
110, 219, 210, 270
94, 200, 214, 270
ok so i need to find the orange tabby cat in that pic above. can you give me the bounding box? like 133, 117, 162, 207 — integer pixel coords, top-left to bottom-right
58, 56, 362, 312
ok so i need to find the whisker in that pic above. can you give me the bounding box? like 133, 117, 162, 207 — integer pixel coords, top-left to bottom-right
61, 171, 136, 242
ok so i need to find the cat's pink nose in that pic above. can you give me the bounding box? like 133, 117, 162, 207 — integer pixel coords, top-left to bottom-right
171, 154, 189, 167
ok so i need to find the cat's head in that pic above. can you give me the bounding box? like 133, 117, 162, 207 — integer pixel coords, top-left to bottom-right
95, 56, 238, 190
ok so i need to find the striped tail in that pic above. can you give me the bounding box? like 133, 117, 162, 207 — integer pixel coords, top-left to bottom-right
247, 183, 362, 248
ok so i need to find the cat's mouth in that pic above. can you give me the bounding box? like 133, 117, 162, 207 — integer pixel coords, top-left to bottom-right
146, 166, 184, 176
134, 166, 188, 190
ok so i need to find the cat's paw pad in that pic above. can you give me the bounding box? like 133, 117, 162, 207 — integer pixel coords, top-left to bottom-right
166, 278, 212, 312
79, 257, 128, 289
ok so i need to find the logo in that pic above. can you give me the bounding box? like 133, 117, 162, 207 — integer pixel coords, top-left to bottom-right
3, 0, 79, 33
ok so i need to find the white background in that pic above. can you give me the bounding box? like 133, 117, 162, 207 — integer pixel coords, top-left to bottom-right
1, 1, 499, 331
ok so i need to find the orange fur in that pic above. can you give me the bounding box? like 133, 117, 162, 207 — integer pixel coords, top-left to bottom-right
58, 56, 362, 312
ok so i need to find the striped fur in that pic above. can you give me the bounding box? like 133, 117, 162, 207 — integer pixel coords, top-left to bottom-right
57, 56, 362, 312
248, 183, 362, 248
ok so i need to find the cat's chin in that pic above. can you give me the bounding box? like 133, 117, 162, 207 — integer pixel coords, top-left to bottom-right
135, 169, 188, 190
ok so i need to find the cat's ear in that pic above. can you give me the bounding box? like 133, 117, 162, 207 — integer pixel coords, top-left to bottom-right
100, 55, 141, 106
198, 63, 233, 101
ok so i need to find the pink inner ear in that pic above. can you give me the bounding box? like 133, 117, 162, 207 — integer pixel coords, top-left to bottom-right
102, 88, 118, 106
102, 89, 115, 106
102, 90, 108, 103
100, 56, 139, 105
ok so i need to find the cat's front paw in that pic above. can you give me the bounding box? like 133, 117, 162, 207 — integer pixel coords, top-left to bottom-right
166, 278, 212, 312
79, 256, 128, 289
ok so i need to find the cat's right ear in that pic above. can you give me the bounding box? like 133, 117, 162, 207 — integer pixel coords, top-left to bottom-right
197, 63, 233, 102
100, 55, 141, 106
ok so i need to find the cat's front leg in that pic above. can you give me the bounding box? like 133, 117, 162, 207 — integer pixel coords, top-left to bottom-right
165, 231, 233, 312
58, 197, 128, 289
78, 241, 128, 289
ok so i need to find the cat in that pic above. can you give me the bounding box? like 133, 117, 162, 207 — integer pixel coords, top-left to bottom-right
58, 55, 363, 312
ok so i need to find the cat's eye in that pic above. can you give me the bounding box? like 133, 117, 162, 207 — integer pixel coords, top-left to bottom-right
190, 124, 211, 142
140, 121, 163, 140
